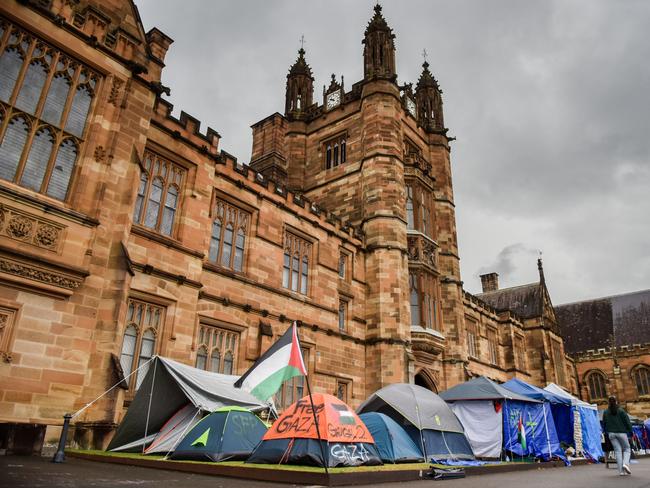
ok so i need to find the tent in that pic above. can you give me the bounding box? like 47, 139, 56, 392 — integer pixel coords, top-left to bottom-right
357, 383, 474, 461
247, 393, 382, 467
107, 356, 268, 453
170, 406, 267, 461
503, 378, 573, 446
358, 412, 424, 463
544, 383, 603, 461
440, 376, 535, 458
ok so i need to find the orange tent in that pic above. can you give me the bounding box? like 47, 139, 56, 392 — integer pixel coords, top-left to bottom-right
265, 393, 374, 443
248, 393, 381, 467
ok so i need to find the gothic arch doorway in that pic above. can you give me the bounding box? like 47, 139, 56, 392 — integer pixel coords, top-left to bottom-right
414, 369, 438, 393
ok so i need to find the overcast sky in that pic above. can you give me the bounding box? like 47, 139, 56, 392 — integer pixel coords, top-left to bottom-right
136, 0, 650, 305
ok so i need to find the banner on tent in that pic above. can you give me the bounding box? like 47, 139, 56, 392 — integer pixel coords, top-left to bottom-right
267, 398, 373, 443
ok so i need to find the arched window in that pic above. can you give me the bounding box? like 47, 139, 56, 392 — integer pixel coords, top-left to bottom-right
133, 173, 148, 223
119, 299, 165, 391
209, 219, 222, 262
0, 47, 23, 102
65, 83, 92, 137
633, 366, 650, 396
586, 371, 608, 401
16, 58, 48, 115
300, 255, 309, 294
119, 325, 137, 381
221, 224, 233, 268
341, 139, 346, 163
160, 185, 178, 236
0, 116, 29, 182
223, 351, 233, 375
46, 138, 76, 200
409, 273, 420, 326
195, 347, 207, 370
20, 126, 54, 192
234, 228, 245, 272
210, 348, 221, 373
406, 185, 414, 230
326, 144, 332, 169
333, 143, 339, 166
144, 177, 163, 229
323, 134, 348, 170
41, 73, 70, 127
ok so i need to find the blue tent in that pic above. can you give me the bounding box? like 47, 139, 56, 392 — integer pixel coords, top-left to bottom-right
503, 378, 573, 446
359, 412, 424, 463
578, 406, 603, 460
170, 406, 267, 462
502, 400, 567, 462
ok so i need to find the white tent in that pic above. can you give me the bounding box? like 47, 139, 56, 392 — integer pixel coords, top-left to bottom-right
544, 383, 597, 410
449, 401, 502, 458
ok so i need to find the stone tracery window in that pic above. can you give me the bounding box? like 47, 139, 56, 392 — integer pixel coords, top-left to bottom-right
0, 21, 99, 201
133, 150, 185, 237
409, 271, 440, 330
586, 371, 608, 401
466, 318, 479, 358
208, 198, 250, 272
324, 133, 347, 169
119, 298, 165, 391
515, 335, 526, 370
487, 327, 498, 365
195, 324, 238, 375
405, 182, 433, 237
282, 231, 310, 294
552, 340, 566, 386
632, 365, 650, 396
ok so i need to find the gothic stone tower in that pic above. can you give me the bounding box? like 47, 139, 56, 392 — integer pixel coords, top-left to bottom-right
250, 4, 462, 394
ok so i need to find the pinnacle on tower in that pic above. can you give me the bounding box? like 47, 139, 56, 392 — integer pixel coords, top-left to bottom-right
415, 60, 445, 132
362, 3, 396, 81
285, 47, 314, 120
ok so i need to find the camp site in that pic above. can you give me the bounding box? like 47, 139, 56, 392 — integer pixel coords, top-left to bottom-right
38, 323, 650, 486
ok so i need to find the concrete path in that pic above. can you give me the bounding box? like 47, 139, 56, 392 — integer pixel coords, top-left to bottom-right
1, 455, 649, 488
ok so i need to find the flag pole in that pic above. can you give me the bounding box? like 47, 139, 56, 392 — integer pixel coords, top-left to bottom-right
298, 322, 329, 476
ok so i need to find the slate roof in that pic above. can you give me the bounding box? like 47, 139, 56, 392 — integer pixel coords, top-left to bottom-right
476, 282, 542, 319
555, 289, 650, 354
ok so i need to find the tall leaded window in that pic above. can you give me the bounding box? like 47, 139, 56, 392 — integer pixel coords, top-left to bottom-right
324, 133, 347, 170
633, 366, 650, 396
515, 335, 526, 370
195, 324, 238, 375
586, 371, 608, 401
119, 298, 164, 391
208, 198, 249, 272
0, 21, 99, 200
405, 181, 433, 237
282, 231, 310, 294
466, 319, 478, 358
338, 300, 347, 332
487, 328, 498, 365
132, 149, 185, 237
409, 273, 420, 327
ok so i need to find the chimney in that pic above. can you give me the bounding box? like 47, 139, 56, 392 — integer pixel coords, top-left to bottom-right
480, 272, 499, 293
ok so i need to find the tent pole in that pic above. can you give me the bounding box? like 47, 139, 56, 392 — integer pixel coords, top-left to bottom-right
542, 403, 552, 460
142, 357, 158, 454
305, 372, 329, 476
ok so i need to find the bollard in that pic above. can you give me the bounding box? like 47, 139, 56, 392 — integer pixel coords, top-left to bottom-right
52, 413, 72, 463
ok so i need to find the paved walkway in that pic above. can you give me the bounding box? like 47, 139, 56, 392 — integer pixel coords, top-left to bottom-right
1, 455, 649, 488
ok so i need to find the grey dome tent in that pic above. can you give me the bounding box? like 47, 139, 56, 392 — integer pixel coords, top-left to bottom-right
357, 383, 474, 461
107, 356, 268, 454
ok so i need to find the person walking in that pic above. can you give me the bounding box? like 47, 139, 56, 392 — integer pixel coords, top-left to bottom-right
602, 395, 633, 476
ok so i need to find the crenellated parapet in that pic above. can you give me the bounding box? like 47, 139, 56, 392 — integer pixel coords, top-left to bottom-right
574, 342, 650, 362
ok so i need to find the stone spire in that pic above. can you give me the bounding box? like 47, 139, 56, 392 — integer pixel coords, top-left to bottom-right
362, 4, 396, 81
415, 60, 444, 132
285, 47, 314, 120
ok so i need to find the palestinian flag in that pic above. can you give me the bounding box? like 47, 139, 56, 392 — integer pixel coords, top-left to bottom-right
234, 322, 307, 402
517, 415, 527, 450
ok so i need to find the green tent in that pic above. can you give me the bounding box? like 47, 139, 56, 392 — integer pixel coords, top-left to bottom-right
170, 406, 267, 462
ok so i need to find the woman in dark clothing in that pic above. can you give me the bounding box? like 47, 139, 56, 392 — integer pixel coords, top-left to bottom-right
602, 396, 633, 476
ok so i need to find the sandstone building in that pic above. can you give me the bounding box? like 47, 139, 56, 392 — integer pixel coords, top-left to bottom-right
556, 289, 650, 418
0, 0, 577, 454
